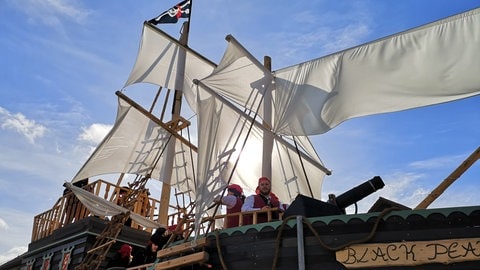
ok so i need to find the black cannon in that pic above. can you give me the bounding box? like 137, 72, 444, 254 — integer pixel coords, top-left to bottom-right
284, 176, 385, 218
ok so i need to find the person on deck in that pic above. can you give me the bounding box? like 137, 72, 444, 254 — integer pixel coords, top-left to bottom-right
215, 184, 245, 228
116, 187, 133, 226
130, 227, 169, 267
106, 243, 133, 269
241, 177, 286, 224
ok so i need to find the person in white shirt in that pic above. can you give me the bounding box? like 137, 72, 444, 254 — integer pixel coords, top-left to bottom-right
241, 177, 285, 224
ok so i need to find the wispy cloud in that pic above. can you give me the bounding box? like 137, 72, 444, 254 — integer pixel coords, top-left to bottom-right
409, 154, 465, 170
379, 172, 427, 207
7, 0, 91, 27
267, 6, 373, 68
0, 107, 46, 144
321, 23, 370, 54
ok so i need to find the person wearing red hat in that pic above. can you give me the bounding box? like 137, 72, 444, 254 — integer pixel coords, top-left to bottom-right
130, 227, 168, 267
215, 184, 245, 228
166, 224, 185, 241
241, 177, 286, 224
106, 243, 133, 268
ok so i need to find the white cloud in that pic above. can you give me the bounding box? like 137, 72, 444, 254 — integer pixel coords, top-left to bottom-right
7, 0, 91, 27
322, 22, 370, 53
0, 107, 46, 144
379, 172, 427, 207
0, 209, 33, 265
0, 246, 28, 265
266, 6, 373, 68
78, 123, 112, 145
341, 171, 430, 214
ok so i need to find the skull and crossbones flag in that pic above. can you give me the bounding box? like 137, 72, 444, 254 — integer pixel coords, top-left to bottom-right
148, 0, 191, 24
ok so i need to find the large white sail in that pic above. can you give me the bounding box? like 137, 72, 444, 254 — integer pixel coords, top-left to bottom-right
273, 8, 480, 135
194, 35, 328, 198
192, 84, 327, 234
124, 23, 215, 93
72, 97, 197, 199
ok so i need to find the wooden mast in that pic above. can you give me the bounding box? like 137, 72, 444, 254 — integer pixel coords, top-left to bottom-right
158, 19, 191, 225
262, 56, 273, 180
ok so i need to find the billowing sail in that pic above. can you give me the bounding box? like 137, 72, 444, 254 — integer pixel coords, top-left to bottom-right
192, 84, 327, 234
124, 23, 215, 93
189, 34, 328, 230
193, 35, 328, 198
192, 35, 272, 115
72, 96, 197, 199
273, 8, 480, 135
194, 94, 326, 201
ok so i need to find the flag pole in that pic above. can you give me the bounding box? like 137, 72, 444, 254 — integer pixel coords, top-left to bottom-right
158, 0, 193, 225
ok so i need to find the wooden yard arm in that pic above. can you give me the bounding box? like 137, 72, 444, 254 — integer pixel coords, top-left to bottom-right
415, 146, 480, 209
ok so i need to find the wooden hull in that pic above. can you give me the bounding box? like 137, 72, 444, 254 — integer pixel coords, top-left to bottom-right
2, 206, 480, 269
203, 206, 480, 269
0, 217, 150, 270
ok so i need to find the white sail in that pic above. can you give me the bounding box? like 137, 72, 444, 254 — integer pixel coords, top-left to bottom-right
124, 23, 215, 93
273, 8, 480, 135
193, 35, 328, 198
192, 84, 327, 234
72, 97, 197, 199
191, 81, 327, 213
194, 35, 272, 115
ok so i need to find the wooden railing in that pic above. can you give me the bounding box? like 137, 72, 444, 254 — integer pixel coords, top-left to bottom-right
32, 180, 284, 242
203, 207, 283, 231
173, 207, 283, 240
31, 179, 179, 242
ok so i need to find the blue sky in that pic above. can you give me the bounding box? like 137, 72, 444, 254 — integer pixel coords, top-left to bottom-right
1, 0, 479, 264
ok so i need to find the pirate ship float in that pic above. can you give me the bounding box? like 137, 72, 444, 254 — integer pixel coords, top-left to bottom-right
2, 2, 480, 269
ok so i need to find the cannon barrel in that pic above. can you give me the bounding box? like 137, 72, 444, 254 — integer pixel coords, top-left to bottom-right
335, 176, 385, 210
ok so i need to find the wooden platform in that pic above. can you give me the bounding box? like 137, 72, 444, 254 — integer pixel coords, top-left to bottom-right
128, 238, 209, 270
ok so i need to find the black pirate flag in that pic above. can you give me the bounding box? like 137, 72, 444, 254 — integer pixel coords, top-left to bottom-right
148, 0, 191, 24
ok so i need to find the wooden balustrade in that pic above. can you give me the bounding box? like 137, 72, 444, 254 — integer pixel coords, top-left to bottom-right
31, 180, 283, 242
31, 179, 178, 242
204, 207, 283, 231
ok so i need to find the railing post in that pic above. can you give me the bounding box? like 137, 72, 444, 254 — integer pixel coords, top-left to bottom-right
297, 216, 305, 270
